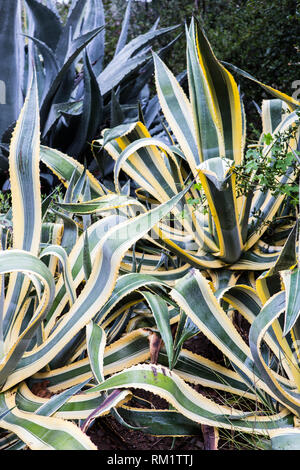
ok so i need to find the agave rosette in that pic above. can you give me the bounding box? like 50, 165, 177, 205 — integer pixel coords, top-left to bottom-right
97, 18, 299, 282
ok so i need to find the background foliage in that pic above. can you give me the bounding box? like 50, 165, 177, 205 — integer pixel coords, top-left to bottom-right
102, 0, 299, 132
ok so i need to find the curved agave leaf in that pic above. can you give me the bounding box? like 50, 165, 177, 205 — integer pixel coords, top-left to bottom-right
229, 249, 280, 271
16, 382, 131, 421
0, 392, 96, 450
86, 363, 294, 435
24, 35, 59, 102
0, 250, 55, 390
94, 273, 170, 324
25, 0, 62, 52
55, 193, 145, 214
3, 72, 41, 341
249, 291, 300, 415
80, 388, 132, 433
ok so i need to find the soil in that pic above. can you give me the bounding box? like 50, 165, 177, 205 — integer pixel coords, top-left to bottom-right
87, 411, 204, 451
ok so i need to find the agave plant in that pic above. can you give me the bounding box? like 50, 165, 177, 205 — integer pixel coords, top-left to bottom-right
96, 17, 299, 288
0, 0, 179, 176
1, 7, 300, 451
48, 19, 299, 450
0, 66, 190, 449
